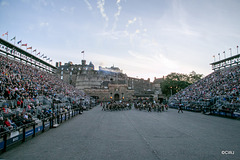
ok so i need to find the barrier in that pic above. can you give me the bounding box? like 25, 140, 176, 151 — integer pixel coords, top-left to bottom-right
0, 108, 82, 153
232, 112, 240, 118
219, 111, 226, 116
169, 102, 240, 119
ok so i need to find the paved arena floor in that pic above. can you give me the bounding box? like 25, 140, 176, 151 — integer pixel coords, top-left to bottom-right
0, 105, 239, 160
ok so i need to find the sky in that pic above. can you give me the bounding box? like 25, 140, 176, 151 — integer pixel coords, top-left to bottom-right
1, 0, 240, 81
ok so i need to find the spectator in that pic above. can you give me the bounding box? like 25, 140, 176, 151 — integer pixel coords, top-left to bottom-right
8, 116, 17, 129
12, 114, 23, 127
169, 64, 240, 111
0, 53, 86, 133
4, 117, 13, 130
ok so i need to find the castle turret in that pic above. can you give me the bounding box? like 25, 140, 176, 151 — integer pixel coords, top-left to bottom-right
82, 60, 86, 66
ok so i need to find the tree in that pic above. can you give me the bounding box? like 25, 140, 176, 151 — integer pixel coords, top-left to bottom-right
189, 71, 203, 84
160, 71, 203, 97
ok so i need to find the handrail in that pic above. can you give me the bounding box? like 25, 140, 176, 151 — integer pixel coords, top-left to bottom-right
0, 107, 85, 153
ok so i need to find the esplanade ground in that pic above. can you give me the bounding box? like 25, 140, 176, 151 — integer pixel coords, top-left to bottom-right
1, 106, 239, 160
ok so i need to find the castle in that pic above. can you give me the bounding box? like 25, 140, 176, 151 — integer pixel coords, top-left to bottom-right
55, 60, 164, 102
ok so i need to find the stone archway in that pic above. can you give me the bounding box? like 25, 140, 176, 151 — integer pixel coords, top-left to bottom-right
114, 93, 120, 101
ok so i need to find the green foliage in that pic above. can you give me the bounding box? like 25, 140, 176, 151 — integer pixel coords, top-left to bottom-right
189, 71, 203, 84
160, 71, 203, 97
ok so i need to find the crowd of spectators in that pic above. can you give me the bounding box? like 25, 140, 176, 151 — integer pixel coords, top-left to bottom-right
0, 53, 85, 133
0, 54, 84, 100
169, 64, 240, 111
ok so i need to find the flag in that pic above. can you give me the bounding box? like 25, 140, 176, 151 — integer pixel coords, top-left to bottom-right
17, 40, 22, 44
43, 56, 47, 58
218, 53, 220, 55
50, 59, 52, 62
40, 54, 44, 57
223, 51, 225, 53
81, 51, 84, 53
27, 47, 32, 50
229, 48, 231, 50
33, 49, 36, 52
10, 36, 16, 41
37, 52, 40, 55
213, 55, 215, 57
237, 46, 239, 48
46, 57, 50, 60
22, 43, 27, 46
2, 32, 8, 36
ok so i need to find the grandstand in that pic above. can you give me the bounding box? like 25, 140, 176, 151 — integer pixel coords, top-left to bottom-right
0, 37, 90, 152
0, 38, 56, 73
168, 53, 240, 118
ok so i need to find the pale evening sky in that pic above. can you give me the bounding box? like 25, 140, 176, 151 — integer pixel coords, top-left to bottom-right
1, 0, 240, 81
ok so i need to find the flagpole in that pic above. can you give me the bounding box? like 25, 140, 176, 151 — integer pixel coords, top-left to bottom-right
14, 37, 16, 45
229, 48, 232, 57
81, 51, 85, 60
237, 46, 239, 55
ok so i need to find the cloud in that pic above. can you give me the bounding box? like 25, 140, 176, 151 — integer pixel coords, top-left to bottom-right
127, 50, 180, 77
138, 17, 143, 26
97, 16, 147, 42
84, 0, 93, 11
112, 0, 122, 31
90, 49, 179, 81
97, 0, 109, 27
170, 0, 201, 37
135, 29, 140, 34
97, 30, 129, 39
60, 6, 75, 14
126, 17, 137, 28
40, 22, 49, 27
